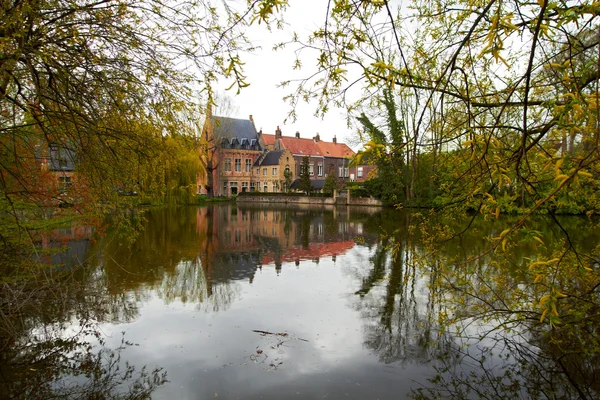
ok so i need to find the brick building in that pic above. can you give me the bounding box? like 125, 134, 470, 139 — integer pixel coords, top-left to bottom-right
262, 128, 376, 190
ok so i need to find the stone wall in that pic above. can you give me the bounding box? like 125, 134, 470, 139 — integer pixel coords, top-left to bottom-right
236, 195, 383, 207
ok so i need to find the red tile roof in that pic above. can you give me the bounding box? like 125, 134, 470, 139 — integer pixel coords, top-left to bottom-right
316, 141, 355, 158
261, 241, 355, 264
262, 133, 276, 146
262, 133, 356, 158
280, 136, 323, 156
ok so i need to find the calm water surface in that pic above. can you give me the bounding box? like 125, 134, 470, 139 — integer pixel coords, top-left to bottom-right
8, 204, 598, 399
92, 204, 441, 399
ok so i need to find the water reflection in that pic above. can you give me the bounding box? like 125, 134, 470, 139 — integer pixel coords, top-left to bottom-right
4, 205, 599, 399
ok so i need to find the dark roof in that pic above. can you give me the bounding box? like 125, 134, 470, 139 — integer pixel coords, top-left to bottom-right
290, 179, 325, 190
256, 150, 284, 166
212, 116, 259, 142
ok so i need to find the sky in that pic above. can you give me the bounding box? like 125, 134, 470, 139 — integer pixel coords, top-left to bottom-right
214, 0, 360, 148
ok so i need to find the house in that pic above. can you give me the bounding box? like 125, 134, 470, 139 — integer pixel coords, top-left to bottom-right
252, 148, 295, 193
261, 129, 376, 190
198, 113, 264, 196
198, 110, 376, 196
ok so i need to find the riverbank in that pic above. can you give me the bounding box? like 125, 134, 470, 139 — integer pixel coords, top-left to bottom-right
236, 193, 383, 207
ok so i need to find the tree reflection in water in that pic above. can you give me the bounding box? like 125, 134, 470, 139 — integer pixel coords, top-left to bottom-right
4, 205, 598, 399
0, 266, 166, 399
347, 212, 600, 399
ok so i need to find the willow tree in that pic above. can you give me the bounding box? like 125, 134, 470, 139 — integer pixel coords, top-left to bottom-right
281, 1, 600, 397
0, 0, 287, 261
0, 1, 286, 396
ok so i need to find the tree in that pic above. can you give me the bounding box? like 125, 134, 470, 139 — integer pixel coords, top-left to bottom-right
283, 168, 293, 193
0, 0, 288, 263
298, 156, 312, 195
280, 1, 600, 397
323, 170, 338, 196
0, 1, 287, 394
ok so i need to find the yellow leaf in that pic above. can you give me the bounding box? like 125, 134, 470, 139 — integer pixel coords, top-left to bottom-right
529, 261, 548, 269
501, 238, 507, 251
540, 294, 551, 305
533, 236, 544, 245
495, 207, 500, 219
577, 170, 593, 178
555, 158, 564, 175
534, 274, 544, 283
540, 308, 548, 323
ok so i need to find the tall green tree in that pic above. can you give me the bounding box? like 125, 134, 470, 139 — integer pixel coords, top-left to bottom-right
298, 156, 312, 195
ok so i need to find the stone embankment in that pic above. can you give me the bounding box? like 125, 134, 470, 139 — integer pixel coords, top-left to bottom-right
236, 194, 383, 207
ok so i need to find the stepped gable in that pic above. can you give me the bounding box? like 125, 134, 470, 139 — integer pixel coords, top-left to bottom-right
279, 136, 322, 156
316, 141, 354, 158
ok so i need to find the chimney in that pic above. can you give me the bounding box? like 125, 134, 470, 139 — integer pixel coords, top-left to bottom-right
275, 126, 282, 140
249, 115, 255, 128
295, 131, 300, 138
333, 135, 337, 144
314, 133, 320, 142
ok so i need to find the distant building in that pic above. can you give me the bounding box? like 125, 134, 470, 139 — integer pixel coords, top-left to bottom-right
252, 148, 295, 193
262, 128, 376, 190
198, 112, 263, 196
198, 111, 375, 196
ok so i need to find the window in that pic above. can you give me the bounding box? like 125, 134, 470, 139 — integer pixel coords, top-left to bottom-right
272, 167, 277, 176
230, 181, 238, 195
242, 182, 249, 192
338, 167, 343, 177
246, 159, 252, 172
309, 164, 314, 176
344, 167, 349, 177
224, 158, 231, 172
235, 230, 241, 243
272, 182, 278, 192
263, 182, 268, 192
235, 158, 241, 172
263, 168, 267, 176
255, 168, 259, 175
250, 182, 255, 192
222, 182, 228, 196
318, 164, 323, 176
358, 167, 363, 178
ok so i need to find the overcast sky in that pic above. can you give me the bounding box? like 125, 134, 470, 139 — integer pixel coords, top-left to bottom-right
214, 0, 358, 147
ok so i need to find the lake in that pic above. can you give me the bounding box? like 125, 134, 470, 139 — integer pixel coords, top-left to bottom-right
3, 204, 599, 399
